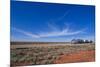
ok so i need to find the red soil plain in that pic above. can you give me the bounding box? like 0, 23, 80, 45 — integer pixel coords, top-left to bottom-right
54, 50, 95, 64
11, 43, 95, 66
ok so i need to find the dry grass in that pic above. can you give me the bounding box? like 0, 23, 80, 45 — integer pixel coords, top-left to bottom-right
10, 43, 95, 66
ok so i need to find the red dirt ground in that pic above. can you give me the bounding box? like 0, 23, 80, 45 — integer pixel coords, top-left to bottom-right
54, 50, 95, 64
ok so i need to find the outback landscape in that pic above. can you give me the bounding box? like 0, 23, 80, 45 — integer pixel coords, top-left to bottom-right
11, 41, 95, 66
11, 1, 95, 67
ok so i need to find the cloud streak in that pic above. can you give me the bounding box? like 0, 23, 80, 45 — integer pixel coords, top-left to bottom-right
12, 27, 40, 38
11, 4, 85, 39
12, 24, 85, 38
38, 24, 85, 38
11, 9, 85, 39
55, 11, 69, 22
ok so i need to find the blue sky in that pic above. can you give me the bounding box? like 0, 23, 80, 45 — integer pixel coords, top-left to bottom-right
11, 0, 95, 42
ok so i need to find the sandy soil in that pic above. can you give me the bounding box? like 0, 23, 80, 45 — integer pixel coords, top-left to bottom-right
54, 50, 95, 64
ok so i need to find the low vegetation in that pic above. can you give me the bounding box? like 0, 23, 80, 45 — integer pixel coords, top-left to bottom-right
11, 43, 95, 66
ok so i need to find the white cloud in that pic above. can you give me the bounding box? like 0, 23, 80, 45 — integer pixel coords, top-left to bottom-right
11, 2, 86, 38
38, 27, 85, 38
12, 23, 85, 39
11, 8, 85, 39
12, 27, 40, 38
55, 11, 69, 22
47, 23, 59, 31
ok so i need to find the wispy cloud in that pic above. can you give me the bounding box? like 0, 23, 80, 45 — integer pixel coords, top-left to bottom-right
12, 27, 40, 38
56, 11, 69, 22
11, 4, 85, 39
38, 23, 85, 38
12, 24, 85, 38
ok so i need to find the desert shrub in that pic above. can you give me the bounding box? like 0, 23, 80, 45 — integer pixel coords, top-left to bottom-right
11, 44, 95, 66
11, 57, 18, 62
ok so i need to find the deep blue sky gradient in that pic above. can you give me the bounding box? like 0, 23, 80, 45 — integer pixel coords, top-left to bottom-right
11, 1, 95, 42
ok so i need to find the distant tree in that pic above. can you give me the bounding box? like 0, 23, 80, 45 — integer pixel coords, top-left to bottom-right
90, 40, 93, 43
85, 40, 89, 43
71, 39, 84, 44
77, 39, 84, 43
71, 39, 77, 44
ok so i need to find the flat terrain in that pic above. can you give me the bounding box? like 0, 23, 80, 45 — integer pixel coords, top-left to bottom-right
54, 50, 95, 64
10, 43, 95, 66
